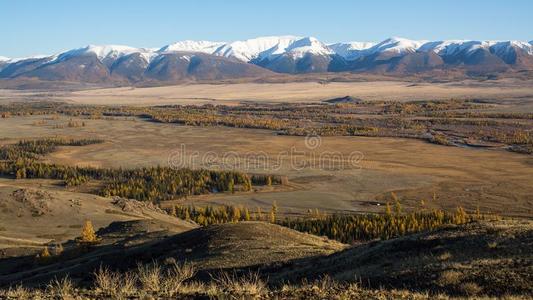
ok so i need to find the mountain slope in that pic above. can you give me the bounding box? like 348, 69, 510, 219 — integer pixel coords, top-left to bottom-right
0, 45, 272, 84
144, 52, 272, 82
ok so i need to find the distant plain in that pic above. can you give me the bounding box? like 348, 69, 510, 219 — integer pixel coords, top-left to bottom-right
1, 78, 533, 110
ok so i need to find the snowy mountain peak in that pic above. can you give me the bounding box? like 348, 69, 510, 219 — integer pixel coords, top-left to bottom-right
329, 42, 376, 51
74, 45, 143, 59
283, 36, 333, 57
158, 40, 225, 54
213, 36, 336, 61
53, 44, 160, 64
328, 42, 376, 60
213, 36, 302, 61
0, 56, 9, 62
371, 37, 428, 54
491, 41, 533, 55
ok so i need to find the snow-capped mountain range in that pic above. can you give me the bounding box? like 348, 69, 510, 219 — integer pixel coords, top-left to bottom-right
1, 36, 533, 84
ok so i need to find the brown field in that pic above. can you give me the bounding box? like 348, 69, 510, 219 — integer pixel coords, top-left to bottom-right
1, 114, 531, 218
1, 79, 533, 109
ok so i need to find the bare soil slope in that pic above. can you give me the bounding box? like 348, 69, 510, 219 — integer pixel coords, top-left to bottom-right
0, 184, 196, 251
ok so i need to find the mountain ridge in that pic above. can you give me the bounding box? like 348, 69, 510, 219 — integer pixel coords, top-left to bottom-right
2, 36, 533, 84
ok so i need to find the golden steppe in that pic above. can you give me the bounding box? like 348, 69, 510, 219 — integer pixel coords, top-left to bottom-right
1, 114, 531, 218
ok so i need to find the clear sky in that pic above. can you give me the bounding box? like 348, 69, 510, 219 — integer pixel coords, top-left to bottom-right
1, 0, 532, 58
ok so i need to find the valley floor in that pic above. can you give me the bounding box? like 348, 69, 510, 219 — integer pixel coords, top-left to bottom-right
0, 80, 532, 298
0, 115, 531, 218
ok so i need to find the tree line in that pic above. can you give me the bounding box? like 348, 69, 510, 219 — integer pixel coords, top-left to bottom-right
166, 201, 495, 244
279, 206, 486, 243
169, 203, 278, 226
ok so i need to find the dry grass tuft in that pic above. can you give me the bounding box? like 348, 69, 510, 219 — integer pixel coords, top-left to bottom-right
137, 261, 162, 293
94, 265, 120, 295
119, 271, 138, 297
160, 261, 196, 297
214, 271, 266, 297
459, 282, 482, 296
437, 270, 462, 286
93, 265, 137, 298
3, 284, 32, 299
309, 275, 340, 297
46, 276, 74, 299
438, 251, 453, 261
487, 241, 498, 249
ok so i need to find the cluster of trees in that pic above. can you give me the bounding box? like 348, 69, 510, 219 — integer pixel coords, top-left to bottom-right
280, 205, 485, 243
166, 201, 492, 244
100, 167, 276, 202
0, 138, 103, 161
382, 100, 482, 115
0, 139, 103, 182
283, 125, 383, 137
169, 202, 278, 226
17, 138, 103, 154
148, 109, 295, 131
250, 174, 286, 185
424, 111, 533, 120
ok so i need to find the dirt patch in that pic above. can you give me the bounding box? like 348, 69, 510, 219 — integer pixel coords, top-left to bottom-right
111, 196, 166, 215
12, 189, 52, 217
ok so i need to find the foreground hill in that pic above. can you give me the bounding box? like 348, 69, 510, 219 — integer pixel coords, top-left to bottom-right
1, 36, 533, 86
0, 221, 344, 286
0, 219, 530, 298
271, 219, 533, 296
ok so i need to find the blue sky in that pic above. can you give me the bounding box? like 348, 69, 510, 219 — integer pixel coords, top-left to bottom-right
1, 0, 532, 57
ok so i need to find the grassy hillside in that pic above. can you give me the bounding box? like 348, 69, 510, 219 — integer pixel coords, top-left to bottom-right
270, 219, 533, 297
0, 221, 343, 287
0, 220, 530, 299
